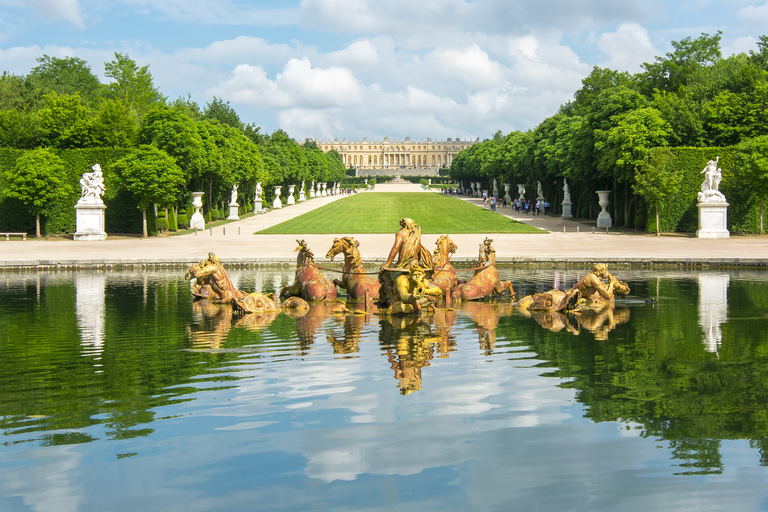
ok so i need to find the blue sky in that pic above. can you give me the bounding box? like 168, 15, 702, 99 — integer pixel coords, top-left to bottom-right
1, 0, 767, 142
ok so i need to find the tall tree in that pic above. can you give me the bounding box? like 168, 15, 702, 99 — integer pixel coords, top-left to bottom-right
36, 92, 95, 148
1, 147, 72, 237
640, 31, 723, 94
103, 53, 164, 121
634, 149, 680, 236
114, 145, 185, 238
203, 97, 242, 129
28, 55, 101, 107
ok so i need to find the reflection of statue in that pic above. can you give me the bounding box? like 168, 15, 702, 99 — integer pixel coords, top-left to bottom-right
383, 218, 434, 270
378, 315, 440, 395
451, 238, 513, 302
78, 164, 105, 204
184, 253, 278, 314
563, 179, 571, 203
326, 236, 381, 300
281, 239, 337, 302
698, 157, 726, 203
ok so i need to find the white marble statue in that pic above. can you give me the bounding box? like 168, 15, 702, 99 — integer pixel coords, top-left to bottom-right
230, 184, 238, 205
563, 179, 571, 203
255, 182, 262, 200
78, 164, 105, 205
698, 157, 726, 203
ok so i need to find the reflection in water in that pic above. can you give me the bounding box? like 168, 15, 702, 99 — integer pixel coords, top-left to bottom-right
75, 273, 106, 366
5, 268, 768, 511
699, 273, 729, 353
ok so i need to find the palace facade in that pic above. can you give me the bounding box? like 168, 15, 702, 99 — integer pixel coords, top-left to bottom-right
313, 136, 479, 171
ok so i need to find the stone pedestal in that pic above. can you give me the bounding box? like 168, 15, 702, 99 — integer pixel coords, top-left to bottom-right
504, 183, 512, 203
74, 203, 107, 241
596, 190, 612, 229
697, 202, 729, 238
273, 186, 283, 209
190, 192, 205, 230
309, 182, 316, 198
517, 184, 526, 201
287, 185, 296, 205
227, 202, 239, 220
254, 199, 263, 213
561, 201, 572, 219
299, 188, 306, 202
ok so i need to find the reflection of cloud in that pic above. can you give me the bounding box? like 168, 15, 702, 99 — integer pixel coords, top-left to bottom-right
2, 445, 84, 512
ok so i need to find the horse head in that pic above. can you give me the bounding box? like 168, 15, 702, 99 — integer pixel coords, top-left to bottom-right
326, 238, 343, 261
433, 235, 457, 265
295, 239, 315, 265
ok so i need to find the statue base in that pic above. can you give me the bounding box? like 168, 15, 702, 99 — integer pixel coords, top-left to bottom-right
273, 198, 282, 209
596, 212, 612, 228
190, 211, 205, 230
74, 202, 107, 241
227, 203, 239, 220
697, 202, 729, 239
287, 196, 296, 205
254, 199, 263, 213
299, 193, 306, 202
561, 202, 572, 218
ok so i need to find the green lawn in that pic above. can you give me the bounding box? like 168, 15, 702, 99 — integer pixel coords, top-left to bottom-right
257, 193, 545, 234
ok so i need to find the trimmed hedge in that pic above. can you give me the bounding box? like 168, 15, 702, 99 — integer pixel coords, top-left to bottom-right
650, 146, 756, 233
0, 148, 147, 234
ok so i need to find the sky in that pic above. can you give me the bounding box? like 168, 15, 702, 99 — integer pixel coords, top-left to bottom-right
1, 0, 767, 143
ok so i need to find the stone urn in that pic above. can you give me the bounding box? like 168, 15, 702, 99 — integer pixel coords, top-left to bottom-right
190, 192, 205, 230
321, 182, 328, 196
273, 186, 283, 209
596, 190, 612, 228
287, 184, 296, 205
504, 183, 512, 203
517, 184, 526, 201
309, 181, 316, 198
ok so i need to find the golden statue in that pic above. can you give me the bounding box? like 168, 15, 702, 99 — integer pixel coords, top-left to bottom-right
384, 265, 443, 315
325, 236, 381, 300
185, 253, 278, 314
516, 263, 630, 312
383, 217, 434, 270
281, 239, 337, 302
450, 238, 513, 302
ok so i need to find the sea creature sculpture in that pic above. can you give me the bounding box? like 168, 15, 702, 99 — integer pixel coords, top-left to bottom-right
450, 238, 513, 302
185, 253, 278, 314
326, 236, 381, 300
280, 239, 337, 302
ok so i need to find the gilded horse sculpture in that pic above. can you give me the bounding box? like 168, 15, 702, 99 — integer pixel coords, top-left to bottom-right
185, 253, 278, 314
431, 235, 458, 297
281, 240, 337, 302
326, 237, 381, 300
450, 238, 513, 302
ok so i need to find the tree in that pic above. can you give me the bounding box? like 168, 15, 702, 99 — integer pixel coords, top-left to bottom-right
36, 92, 96, 148
1, 148, 71, 237
640, 31, 723, 94
203, 97, 242, 129
28, 55, 101, 107
634, 149, 681, 236
734, 135, 768, 234
103, 53, 164, 120
113, 145, 185, 238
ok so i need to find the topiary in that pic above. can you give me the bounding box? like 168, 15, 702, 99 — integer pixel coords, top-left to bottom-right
156, 209, 168, 232
210, 209, 220, 221
177, 213, 189, 229
186, 206, 194, 219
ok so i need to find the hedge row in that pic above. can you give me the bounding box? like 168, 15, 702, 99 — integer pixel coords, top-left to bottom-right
652, 146, 758, 234
0, 148, 150, 235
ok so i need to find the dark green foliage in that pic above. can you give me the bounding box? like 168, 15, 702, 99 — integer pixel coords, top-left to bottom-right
634, 213, 646, 229
0, 147, 136, 234
210, 208, 220, 221
156, 209, 168, 232
177, 213, 189, 229
167, 207, 178, 231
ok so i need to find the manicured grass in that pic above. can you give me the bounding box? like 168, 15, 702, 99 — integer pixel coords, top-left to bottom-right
257, 193, 545, 234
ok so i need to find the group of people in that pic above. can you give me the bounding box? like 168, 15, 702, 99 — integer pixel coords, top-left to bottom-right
511, 198, 549, 215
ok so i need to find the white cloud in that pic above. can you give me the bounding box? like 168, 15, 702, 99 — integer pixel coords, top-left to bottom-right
28, 0, 85, 28
736, 1, 768, 28
598, 22, 658, 72
114, 0, 299, 26
423, 45, 505, 89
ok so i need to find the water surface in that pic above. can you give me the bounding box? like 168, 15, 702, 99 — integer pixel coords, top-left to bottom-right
1, 267, 768, 511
